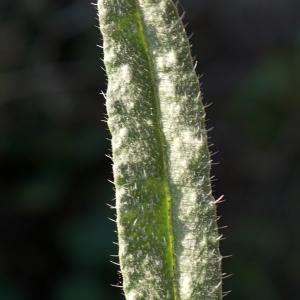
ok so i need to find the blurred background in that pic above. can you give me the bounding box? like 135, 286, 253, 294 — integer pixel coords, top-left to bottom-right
0, 0, 299, 299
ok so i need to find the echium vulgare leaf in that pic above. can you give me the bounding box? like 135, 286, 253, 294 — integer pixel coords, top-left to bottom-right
97, 0, 223, 299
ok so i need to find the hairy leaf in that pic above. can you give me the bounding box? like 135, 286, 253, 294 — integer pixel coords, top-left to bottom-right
97, 0, 222, 299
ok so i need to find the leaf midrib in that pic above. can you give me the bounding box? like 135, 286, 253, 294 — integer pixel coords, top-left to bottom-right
134, 1, 177, 299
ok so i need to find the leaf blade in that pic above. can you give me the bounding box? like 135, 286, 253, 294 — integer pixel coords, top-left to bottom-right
98, 0, 222, 299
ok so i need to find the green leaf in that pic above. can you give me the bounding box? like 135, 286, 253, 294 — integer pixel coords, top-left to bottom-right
97, 0, 222, 299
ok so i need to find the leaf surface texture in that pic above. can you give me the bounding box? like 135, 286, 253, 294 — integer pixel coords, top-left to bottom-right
98, 1, 222, 299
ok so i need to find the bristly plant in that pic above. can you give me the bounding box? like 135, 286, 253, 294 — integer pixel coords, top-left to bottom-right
97, 0, 223, 299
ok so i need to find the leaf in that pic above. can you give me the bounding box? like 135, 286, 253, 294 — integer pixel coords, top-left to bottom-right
97, 0, 222, 299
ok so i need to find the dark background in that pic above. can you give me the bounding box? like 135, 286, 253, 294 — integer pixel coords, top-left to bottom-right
0, 0, 299, 299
